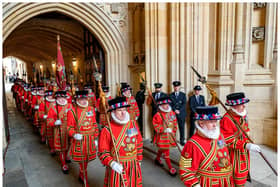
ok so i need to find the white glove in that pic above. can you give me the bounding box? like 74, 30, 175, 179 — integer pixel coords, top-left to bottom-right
135, 116, 139, 121
110, 161, 123, 174
194, 184, 201, 187
73, 133, 83, 140
34, 105, 39, 110
25, 99, 28, 102
246, 143, 261, 152
55, 119, 62, 126
164, 128, 172, 133
95, 140, 98, 147
43, 115, 48, 119
21, 96, 24, 99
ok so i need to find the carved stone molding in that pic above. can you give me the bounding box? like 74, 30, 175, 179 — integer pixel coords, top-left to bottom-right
252, 27, 265, 41
95, 3, 128, 41
253, 3, 266, 9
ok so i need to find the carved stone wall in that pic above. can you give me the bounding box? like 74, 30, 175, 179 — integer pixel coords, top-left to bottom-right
144, 2, 277, 148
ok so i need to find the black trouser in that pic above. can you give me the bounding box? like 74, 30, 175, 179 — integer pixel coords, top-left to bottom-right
177, 116, 185, 144
189, 114, 195, 138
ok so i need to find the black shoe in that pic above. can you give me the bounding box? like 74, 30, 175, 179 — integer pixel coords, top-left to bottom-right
169, 168, 177, 176
78, 176, 84, 184
62, 165, 69, 174
50, 150, 56, 156
66, 158, 71, 163
155, 159, 164, 167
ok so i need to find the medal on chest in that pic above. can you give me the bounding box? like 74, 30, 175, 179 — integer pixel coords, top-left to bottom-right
121, 128, 138, 156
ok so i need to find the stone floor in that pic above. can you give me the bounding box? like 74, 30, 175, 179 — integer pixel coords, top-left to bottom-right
3, 83, 278, 187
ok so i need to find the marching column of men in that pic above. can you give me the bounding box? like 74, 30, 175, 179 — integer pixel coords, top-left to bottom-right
11, 78, 262, 187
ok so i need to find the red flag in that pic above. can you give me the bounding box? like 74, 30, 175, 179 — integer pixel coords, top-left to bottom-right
56, 35, 66, 90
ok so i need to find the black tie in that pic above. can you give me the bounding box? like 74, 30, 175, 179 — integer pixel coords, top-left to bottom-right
156, 93, 159, 100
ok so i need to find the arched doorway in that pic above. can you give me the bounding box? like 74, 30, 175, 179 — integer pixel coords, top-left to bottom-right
3, 2, 129, 96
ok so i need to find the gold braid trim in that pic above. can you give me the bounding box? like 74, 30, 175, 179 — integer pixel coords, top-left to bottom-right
179, 156, 192, 168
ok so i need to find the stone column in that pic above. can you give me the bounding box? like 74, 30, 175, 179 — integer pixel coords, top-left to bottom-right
231, 3, 246, 91
144, 3, 168, 139
271, 4, 277, 118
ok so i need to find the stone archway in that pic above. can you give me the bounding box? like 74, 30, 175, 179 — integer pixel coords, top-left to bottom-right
3, 2, 129, 96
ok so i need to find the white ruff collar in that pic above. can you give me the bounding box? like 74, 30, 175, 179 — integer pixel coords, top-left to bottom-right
46, 97, 55, 102
77, 101, 88, 108
105, 92, 111, 98
159, 105, 171, 113
195, 121, 220, 140
57, 99, 67, 106
111, 111, 130, 125
231, 108, 247, 117
124, 93, 131, 98
37, 92, 44, 96
32, 92, 37, 96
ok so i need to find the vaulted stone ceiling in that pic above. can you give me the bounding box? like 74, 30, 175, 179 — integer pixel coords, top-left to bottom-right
3, 12, 84, 64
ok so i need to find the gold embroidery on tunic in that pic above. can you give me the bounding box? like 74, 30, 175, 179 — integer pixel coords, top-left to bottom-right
179, 156, 192, 168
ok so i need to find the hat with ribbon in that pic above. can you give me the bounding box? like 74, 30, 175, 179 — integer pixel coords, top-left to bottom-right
108, 97, 130, 112
194, 106, 221, 120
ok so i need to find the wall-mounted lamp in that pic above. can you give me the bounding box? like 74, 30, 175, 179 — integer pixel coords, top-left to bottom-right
72, 58, 77, 67
40, 64, 43, 70
52, 62, 55, 69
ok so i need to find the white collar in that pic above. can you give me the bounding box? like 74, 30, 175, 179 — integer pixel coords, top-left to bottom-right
195, 121, 220, 140
231, 108, 247, 117
37, 93, 44, 96
31, 92, 37, 96
77, 101, 89, 108
159, 105, 172, 113
105, 92, 111, 98
111, 111, 130, 125
124, 93, 131, 98
56, 99, 67, 106
46, 97, 55, 102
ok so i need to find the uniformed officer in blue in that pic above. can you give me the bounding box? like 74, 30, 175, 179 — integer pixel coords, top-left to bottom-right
189, 85, 206, 138
169, 81, 187, 146
146, 82, 168, 117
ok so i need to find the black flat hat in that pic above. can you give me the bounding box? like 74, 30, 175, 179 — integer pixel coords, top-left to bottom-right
75, 90, 88, 98
173, 81, 181, 87
108, 96, 130, 112
55, 91, 67, 98
194, 85, 202, 90
154, 83, 162, 88
225, 92, 250, 106
194, 106, 221, 120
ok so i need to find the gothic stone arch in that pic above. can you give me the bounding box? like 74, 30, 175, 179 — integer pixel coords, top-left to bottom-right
3, 2, 129, 96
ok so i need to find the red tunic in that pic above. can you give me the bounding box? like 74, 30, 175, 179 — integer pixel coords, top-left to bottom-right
126, 96, 140, 120
38, 99, 46, 137
179, 133, 234, 187
19, 88, 25, 112
43, 99, 56, 144
66, 92, 72, 104
27, 92, 33, 117
67, 105, 99, 162
97, 96, 112, 127
220, 110, 250, 186
47, 102, 72, 152
23, 90, 29, 116
152, 110, 178, 149
33, 95, 43, 127
98, 120, 143, 187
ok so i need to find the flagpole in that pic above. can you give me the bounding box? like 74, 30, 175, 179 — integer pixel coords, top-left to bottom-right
56, 35, 65, 168
93, 57, 126, 187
